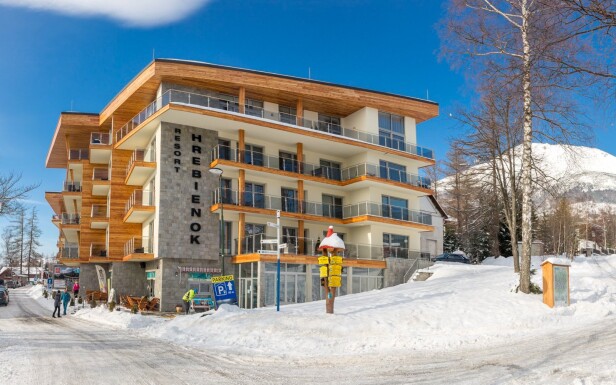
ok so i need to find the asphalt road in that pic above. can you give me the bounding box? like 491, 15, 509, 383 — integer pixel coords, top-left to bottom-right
1, 287, 615, 385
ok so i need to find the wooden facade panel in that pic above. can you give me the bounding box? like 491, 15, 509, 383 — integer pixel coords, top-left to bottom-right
231, 253, 386, 269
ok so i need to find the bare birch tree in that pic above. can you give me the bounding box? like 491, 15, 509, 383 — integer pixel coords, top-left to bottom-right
440, 0, 614, 293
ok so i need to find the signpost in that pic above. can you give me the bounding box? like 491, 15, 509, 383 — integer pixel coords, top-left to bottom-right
318, 226, 345, 314
212, 275, 237, 307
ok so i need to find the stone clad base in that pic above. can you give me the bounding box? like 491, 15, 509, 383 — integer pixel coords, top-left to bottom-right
77, 263, 106, 296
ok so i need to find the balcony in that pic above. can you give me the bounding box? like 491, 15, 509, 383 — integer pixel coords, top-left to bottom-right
116, 89, 434, 160
236, 234, 429, 260
51, 214, 60, 227
92, 168, 110, 196
63, 181, 82, 193
212, 189, 432, 228
89, 243, 107, 259
60, 213, 80, 243
90, 132, 112, 164
124, 189, 155, 223
343, 202, 433, 226
125, 149, 156, 186
213, 189, 343, 221
123, 236, 154, 261
90, 204, 109, 229
211, 145, 432, 191
60, 244, 79, 259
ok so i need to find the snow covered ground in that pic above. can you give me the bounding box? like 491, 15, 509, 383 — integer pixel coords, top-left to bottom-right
28, 255, 616, 360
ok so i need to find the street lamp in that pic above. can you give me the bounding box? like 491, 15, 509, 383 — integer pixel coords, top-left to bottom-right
209, 167, 225, 275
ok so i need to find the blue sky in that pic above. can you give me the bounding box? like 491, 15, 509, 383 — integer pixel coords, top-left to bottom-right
0, 0, 613, 256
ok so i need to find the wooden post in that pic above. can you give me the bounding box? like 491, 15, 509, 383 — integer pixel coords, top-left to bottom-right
296, 99, 303, 126
238, 87, 246, 114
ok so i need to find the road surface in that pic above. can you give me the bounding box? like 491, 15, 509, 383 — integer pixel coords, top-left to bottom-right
0, 287, 614, 384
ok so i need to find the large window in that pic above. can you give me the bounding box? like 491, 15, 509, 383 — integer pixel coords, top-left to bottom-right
379, 160, 407, 183
244, 144, 264, 166
218, 139, 231, 160
244, 183, 265, 208
382, 195, 408, 220
279, 151, 298, 173
264, 263, 306, 306
245, 98, 264, 117
322, 194, 343, 219
244, 223, 265, 253
279, 105, 297, 124
281, 188, 299, 213
378, 112, 405, 151
351, 268, 384, 293
317, 114, 342, 135
318, 159, 342, 181
383, 233, 409, 259
221, 178, 233, 204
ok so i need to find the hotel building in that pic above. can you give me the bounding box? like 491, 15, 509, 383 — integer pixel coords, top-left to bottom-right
45, 59, 439, 312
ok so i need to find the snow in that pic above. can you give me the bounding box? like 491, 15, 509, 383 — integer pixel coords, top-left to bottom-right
541, 257, 572, 266
27, 254, 615, 361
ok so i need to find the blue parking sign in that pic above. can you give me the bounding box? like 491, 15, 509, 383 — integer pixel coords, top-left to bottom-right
212, 275, 237, 304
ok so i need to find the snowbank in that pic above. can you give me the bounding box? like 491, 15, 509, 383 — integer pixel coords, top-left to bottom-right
69, 254, 616, 358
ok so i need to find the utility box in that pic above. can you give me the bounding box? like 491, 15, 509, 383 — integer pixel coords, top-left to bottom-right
541, 258, 571, 308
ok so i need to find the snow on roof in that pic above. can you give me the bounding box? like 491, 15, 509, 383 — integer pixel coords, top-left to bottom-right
541, 257, 572, 266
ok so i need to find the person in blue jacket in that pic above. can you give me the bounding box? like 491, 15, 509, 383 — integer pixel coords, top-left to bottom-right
61, 289, 71, 316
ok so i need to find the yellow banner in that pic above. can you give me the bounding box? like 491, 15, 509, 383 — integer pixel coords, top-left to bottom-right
318, 256, 329, 265
319, 266, 328, 278
330, 256, 343, 265
211, 275, 234, 283
329, 265, 342, 276
328, 276, 342, 287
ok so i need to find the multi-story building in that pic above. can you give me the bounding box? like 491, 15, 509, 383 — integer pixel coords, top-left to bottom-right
45, 59, 439, 312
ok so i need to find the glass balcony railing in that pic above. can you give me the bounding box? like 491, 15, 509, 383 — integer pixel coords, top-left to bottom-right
211, 145, 432, 188
61, 213, 80, 225
124, 236, 153, 256
61, 244, 79, 259
343, 202, 432, 226
213, 189, 343, 218
90, 132, 111, 145
90, 243, 107, 257
125, 189, 155, 215
68, 148, 89, 161
235, 233, 429, 260
213, 189, 432, 226
63, 181, 81, 192
126, 149, 156, 176
116, 89, 434, 160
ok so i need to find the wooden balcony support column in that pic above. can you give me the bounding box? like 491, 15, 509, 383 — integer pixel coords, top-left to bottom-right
239, 87, 246, 114
298, 220, 305, 256
296, 98, 303, 126
298, 180, 304, 212
296, 142, 303, 174
239, 169, 245, 206
238, 129, 245, 163
238, 213, 245, 255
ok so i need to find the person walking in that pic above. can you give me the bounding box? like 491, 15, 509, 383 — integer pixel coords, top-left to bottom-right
182, 288, 197, 315
52, 290, 62, 318
61, 289, 71, 315
72, 281, 80, 299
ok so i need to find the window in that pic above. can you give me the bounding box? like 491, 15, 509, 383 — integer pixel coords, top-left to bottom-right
382, 195, 408, 220
378, 112, 405, 151
322, 194, 343, 219
279, 105, 297, 124
221, 178, 233, 204
244, 144, 264, 166
281, 188, 299, 213
351, 268, 384, 293
245, 99, 264, 117
318, 159, 342, 181
317, 114, 342, 135
244, 223, 265, 253
279, 151, 298, 173
383, 233, 409, 258
218, 139, 231, 160
244, 183, 265, 208
379, 160, 407, 183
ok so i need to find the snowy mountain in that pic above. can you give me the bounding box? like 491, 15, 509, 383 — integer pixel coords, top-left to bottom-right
441, 143, 616, 213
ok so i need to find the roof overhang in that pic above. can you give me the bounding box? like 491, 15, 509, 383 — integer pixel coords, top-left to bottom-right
46, 113, 101, 168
